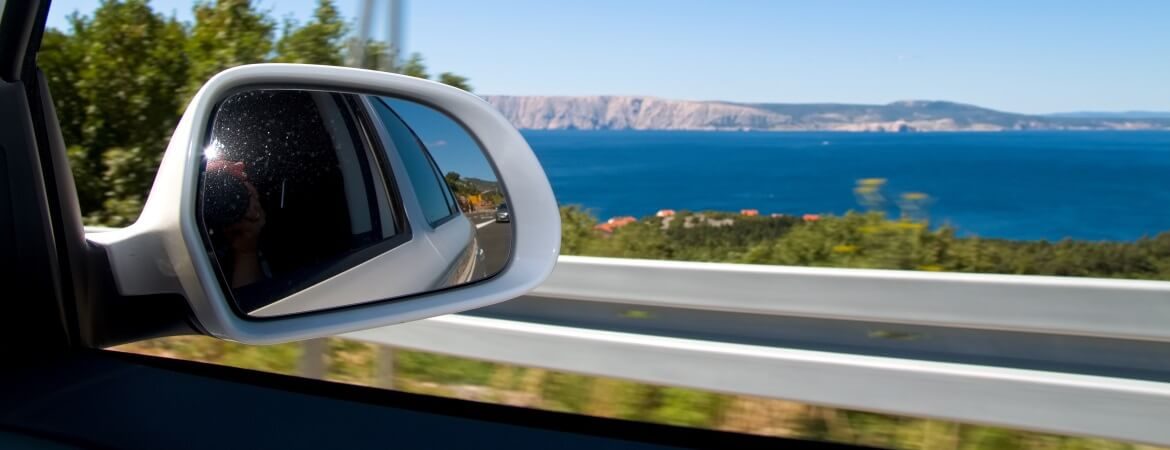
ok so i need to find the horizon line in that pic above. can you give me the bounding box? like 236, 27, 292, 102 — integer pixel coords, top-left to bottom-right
479, 95, 1170, 116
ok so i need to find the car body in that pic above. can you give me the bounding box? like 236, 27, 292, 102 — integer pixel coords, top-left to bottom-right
358, 94, 481, 294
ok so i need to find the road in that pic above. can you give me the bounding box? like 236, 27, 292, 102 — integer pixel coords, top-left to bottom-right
466, 211, 512, 278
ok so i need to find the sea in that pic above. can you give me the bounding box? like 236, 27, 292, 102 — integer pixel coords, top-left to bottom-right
523, 130, 1170, 242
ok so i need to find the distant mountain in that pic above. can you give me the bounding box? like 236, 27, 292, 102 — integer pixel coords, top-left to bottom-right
1046, 111, 1170, 119
481, 96, 1170, 132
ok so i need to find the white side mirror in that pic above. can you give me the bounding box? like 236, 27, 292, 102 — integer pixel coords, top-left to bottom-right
87, 64, 560, 344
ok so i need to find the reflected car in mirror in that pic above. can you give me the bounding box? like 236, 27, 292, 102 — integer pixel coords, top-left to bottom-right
495, 203, 511, 223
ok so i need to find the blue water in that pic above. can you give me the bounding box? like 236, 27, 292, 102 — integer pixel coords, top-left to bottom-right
524, 130, 1170, 241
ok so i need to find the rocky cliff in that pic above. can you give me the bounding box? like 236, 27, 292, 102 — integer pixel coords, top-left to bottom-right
481, 96, 1170, 132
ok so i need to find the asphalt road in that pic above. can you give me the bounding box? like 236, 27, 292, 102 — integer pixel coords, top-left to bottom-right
466, 211, 512, 278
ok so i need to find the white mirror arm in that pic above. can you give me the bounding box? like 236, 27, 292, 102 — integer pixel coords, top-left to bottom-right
87, 225, 185, 297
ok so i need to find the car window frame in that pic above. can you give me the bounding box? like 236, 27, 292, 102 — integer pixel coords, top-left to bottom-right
378, 97, 468, 219
342, 94, 410, 238
312, 91, 389, 242
370, 96, 460, 229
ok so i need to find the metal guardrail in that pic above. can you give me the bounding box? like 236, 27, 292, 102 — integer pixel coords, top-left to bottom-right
346, 255, 1170, 446
86, 223, 1170, 443
535, 256, 1170, 342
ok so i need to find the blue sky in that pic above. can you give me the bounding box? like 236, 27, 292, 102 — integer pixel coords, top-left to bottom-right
47, 0, 1170, 114
385, 98, 496, 181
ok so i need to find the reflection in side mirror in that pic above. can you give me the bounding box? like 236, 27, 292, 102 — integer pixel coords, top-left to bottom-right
199, 89, 512, 317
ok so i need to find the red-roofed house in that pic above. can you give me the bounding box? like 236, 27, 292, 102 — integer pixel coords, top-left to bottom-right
595, 216, 638, 234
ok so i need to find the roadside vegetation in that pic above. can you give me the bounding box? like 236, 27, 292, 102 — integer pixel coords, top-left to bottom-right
444, 172, 505, 211
121, 335, 1165, 450
562, 205, 1170, 281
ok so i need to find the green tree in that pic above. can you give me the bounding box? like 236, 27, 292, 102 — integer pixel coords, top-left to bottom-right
559, 206, 600, 255
742, 212, 940, 270
853, 178, 888, 212
274, 0, 347, 65
40, 18, 99, 210
186, 0, 274, 97
399, 52, 429, 79
349, 43, 473, 91
39, 20, 86, 148
897, 192, 930, 223
45, 0, 473, 225
598, 220, 671, 259
352, 39, 394, 71
438, 72, 472, 91
40, 0, 190, 224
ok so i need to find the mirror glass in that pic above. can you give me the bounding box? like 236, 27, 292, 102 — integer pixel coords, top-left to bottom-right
197, 89, 511, 317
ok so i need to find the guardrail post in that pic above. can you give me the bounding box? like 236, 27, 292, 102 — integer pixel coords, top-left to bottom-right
299, 338, 327, 379
375, 346, 395, 388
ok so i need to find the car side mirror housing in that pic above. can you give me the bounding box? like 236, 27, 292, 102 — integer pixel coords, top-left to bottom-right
87, 64, 560, 344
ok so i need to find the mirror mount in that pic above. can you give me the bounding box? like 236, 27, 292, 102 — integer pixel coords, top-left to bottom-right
86, 64, 560, 345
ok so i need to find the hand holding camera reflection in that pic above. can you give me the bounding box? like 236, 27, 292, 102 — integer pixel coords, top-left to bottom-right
204, 159, 266, 288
